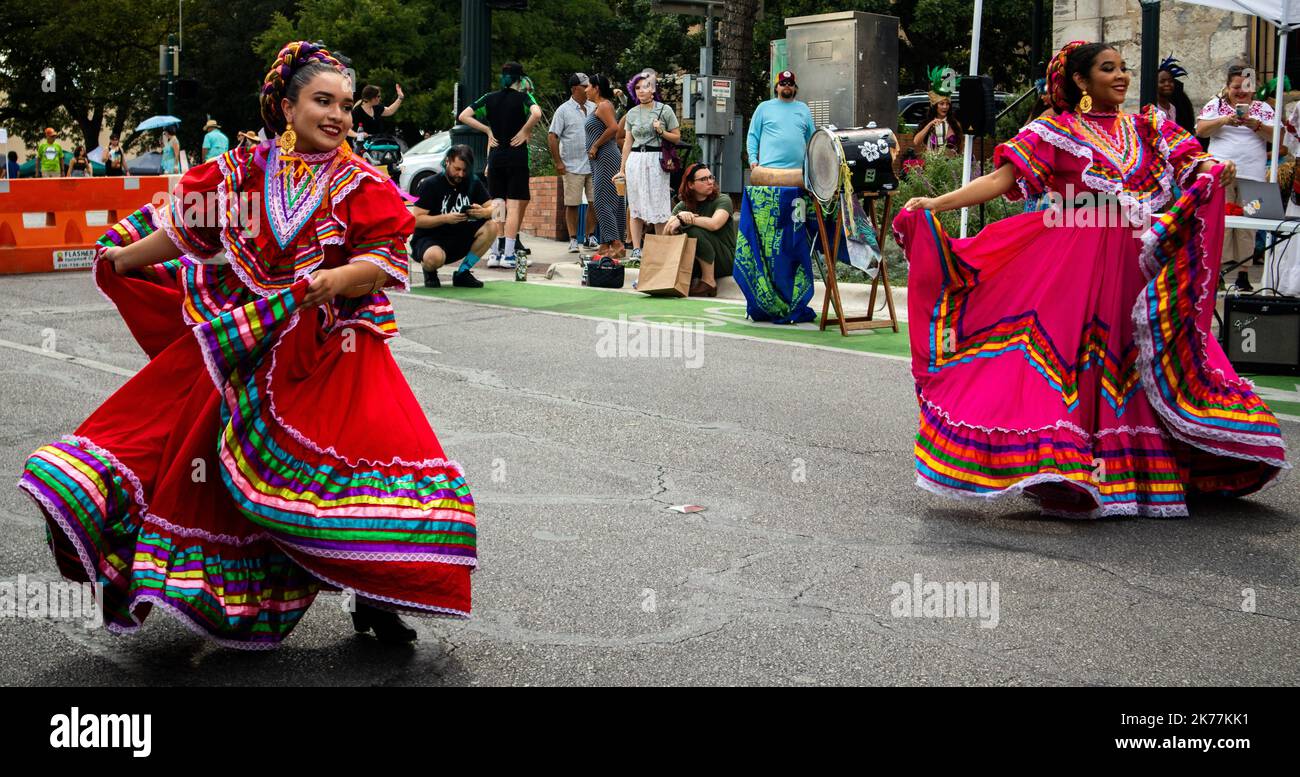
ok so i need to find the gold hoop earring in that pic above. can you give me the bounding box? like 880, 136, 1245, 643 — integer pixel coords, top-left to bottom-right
1078, 90, 1093, 113
278, 123, 297, 153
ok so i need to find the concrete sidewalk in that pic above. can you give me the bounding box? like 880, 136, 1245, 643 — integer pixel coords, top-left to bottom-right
440, 233, 911, 323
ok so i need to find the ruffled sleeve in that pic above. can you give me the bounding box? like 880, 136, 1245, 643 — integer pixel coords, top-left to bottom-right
336, 175, 416, 291
155, 156, 226, 259
993, 120, 1055, 201
1150, 107, 1212, 186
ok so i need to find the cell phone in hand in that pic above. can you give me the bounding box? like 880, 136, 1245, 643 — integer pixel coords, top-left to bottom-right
1236, 104, 1248, 120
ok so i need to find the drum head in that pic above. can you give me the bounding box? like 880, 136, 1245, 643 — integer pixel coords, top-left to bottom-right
805, 128, 844, 203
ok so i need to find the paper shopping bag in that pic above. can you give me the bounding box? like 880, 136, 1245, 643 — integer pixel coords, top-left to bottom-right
638, 233, 696, 297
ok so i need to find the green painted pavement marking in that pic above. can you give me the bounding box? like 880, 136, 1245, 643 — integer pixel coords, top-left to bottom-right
1243, 374, 1300, 419
412, 280, 912, 358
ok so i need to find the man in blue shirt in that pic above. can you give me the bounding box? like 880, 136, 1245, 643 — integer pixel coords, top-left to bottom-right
202, 119, 229, 161
746, 70, 816, 170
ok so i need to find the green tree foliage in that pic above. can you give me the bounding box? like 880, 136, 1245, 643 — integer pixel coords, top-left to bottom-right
744, 0, 1048, 131
2, 1, 1049, 158
0, 0, 174, 150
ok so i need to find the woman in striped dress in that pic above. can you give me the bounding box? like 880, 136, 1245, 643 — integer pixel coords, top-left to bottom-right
585, 74, 625, 256
18, 41, 477, 648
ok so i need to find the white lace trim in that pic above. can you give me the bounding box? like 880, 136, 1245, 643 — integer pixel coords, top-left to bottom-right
919, 394, 1091, 439
1130, 195, 1291, 467
105, 593, 286, 651
141, 512, 273, 547
915, 474, 1192, 519
286, 562, 471, 619
349, 252, 411, 292
285, 541, 477, 566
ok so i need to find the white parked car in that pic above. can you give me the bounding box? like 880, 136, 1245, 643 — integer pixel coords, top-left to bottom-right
396, 131, 452, 196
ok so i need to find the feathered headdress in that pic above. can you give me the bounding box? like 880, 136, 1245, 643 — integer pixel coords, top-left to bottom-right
1158, 54, 1188, 81
927, 66, 953, 104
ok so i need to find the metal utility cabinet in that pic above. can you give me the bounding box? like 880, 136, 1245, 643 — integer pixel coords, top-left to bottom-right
785, 11, 899, 131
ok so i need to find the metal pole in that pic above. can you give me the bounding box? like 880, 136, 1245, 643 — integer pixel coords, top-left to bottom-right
166, 33, 176, 116
1273, 23, 1288, 184
1139, 1, 1160, 109
453, 0, 491, 176
701, 6, 716, 171
960, 0, 983, 238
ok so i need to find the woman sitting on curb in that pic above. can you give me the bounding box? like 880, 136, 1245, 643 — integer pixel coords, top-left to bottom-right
665, 162, 735, 297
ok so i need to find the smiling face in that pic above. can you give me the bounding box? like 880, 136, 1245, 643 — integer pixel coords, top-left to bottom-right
1074, 48, 1129, 110
1227, 75, 1252, 105
935, 98, 950, 117
282, 71, 354, 153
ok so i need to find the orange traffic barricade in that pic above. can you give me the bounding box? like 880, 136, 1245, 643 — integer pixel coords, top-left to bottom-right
0, 176, 177, 274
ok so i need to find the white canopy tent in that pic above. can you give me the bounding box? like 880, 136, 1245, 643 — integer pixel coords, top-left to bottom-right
1174, 0, 1300, 181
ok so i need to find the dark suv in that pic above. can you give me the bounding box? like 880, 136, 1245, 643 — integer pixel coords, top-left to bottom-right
898, 90, 1017, 133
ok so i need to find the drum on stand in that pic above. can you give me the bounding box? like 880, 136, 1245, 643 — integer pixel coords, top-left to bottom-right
802, 126, 901, 335
805, 127, 898, 203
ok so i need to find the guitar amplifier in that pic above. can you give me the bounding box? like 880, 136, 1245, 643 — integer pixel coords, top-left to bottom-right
1221, 294, 1300, 375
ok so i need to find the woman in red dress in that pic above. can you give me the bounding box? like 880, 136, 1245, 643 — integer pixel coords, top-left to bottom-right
18, 42, 476, 647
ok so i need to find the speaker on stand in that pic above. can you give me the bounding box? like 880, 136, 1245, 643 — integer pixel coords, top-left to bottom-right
959, 75, 996, 229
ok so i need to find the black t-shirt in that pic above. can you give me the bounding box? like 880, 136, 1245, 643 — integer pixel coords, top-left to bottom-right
469, 88, 538, 167
352, 104, 386, 136
413, 173, 490, 240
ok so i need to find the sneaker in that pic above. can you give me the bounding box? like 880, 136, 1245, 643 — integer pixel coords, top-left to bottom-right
423, 271, 440, 288
568, 239, 580, 253
487, 255, 502, 268
500, 254, 517, 269
585, 236, 600, 249
452, 270, 484, 288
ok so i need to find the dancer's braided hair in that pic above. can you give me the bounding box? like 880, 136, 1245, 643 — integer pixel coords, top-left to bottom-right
259, 41, 347, 136
1047, 41, 1116, 114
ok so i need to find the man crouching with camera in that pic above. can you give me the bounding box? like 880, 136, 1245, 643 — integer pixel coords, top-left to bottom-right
412, 144, 498, 288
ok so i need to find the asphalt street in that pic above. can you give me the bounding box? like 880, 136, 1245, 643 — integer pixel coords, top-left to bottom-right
0, 270, 1297, 686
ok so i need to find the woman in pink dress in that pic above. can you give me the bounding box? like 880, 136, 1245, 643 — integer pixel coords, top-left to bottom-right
893, 41, 1289, 518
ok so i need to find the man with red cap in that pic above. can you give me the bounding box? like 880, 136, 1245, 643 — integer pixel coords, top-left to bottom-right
36, 127, 65, 178
746, 70, 816, 170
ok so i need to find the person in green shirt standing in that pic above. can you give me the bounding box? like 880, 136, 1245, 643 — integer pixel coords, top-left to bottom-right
36, 127, 64, 177
202, 119, 229, 161
665, 162, 736, 297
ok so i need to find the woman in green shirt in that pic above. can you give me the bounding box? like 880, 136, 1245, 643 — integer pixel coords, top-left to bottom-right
666, 163, 735, 296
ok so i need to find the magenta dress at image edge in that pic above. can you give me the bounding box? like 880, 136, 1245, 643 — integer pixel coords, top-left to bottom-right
892, 107, 1289, 518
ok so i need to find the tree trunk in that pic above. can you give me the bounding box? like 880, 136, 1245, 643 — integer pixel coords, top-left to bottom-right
718, 0, 759, 122
74, 101, 104, 152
